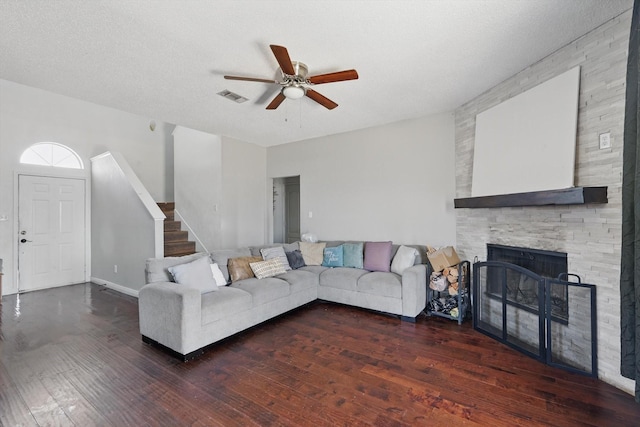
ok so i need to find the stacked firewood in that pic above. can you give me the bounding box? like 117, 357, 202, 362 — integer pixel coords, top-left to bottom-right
429, 266, 459, 294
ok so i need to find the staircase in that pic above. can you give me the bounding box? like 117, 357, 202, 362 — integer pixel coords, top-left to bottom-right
157, 202, 196, 257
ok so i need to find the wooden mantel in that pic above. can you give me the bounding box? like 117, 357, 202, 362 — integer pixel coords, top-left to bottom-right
454, 186, 608, 209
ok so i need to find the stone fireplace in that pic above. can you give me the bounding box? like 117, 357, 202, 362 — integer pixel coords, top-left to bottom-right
453, 11, 632, 391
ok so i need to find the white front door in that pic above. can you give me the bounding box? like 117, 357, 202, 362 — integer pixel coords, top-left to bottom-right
18, 175, 86, 292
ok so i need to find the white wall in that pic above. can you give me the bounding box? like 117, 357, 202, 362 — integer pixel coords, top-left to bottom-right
267, 113, 456, 246
221, 136, 267, 248
90, 152, 164, 296
173, 129, 267, 250
0, 79, 174, 295
173, 126, 223, 251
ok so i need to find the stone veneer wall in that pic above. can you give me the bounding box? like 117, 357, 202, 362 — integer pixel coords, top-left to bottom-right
454, 10, 633, 394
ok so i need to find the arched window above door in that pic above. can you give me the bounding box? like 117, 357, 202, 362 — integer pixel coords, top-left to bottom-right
20, 142, 84, 169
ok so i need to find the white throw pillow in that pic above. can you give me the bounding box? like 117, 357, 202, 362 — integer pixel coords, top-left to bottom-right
168, 255, 219, 294
391, 245, 419, 275
210, 263, 228, 286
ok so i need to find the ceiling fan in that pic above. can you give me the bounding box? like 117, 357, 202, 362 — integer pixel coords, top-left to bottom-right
224, 44, 358, 110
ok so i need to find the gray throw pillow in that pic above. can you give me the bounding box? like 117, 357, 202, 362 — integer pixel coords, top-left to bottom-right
167, 256, 218, 294
286, 250, 306, 269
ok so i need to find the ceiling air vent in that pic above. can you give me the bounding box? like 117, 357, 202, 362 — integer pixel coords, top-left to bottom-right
217, 90, 248, 103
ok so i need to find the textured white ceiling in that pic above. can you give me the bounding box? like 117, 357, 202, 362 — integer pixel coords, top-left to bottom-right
0, 0, 633, 146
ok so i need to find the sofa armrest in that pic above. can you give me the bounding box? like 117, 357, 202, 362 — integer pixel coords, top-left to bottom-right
138, 282, 202, 355
401, 264, 427, 318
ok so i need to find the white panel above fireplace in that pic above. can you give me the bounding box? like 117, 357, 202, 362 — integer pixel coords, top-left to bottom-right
471, 66, 580, 197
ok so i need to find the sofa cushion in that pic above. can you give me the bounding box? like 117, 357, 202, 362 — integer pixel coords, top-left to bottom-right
146, 252, 209, 283
299, 265, 329, 275
276, 269, 319, 293
201, 287, 252, 324
210, 248, 252, 282
320, 267, 368, 291
343, 242, 364, 269
228, 256, 263, 282
250, 259, 287, 279
260, 246, 291, 270
167, 255, 219, 294
322, 245, 344, 267
230, 277, 291, 306
299, 242, 326, 265
363, 241, 393, 272
357, 272, 402, 299
391, 245, 419, 275
286, 250, 306, 269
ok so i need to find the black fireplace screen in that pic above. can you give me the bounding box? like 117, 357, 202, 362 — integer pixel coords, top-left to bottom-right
487, 244, 568, 323
473, 261, 597, 377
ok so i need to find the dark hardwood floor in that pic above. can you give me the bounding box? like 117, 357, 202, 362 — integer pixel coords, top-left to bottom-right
0, 283, 638, 426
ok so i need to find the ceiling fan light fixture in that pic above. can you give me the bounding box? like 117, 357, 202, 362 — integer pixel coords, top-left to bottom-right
283, 85, 305, 99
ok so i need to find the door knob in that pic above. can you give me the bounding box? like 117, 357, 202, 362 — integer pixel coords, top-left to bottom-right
20, 238, 32, 243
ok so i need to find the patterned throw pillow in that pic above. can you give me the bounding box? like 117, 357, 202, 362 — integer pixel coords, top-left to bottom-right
250, 258, 287, 279
260, 246, 292, 270
227, 256, 263, 282
322, 245, 344, 267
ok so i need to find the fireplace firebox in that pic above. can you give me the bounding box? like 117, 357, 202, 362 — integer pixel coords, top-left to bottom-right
487, 244, 568, 323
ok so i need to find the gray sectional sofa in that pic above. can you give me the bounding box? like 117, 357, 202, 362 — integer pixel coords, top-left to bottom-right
139, 241, 430, 360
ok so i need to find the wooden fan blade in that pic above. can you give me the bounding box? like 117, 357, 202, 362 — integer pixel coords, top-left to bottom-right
270, 45, 295, 75
266, 92, 286, 110
308, 69, 359, 84
224, 75, 279, 84
306, 89, 338, 110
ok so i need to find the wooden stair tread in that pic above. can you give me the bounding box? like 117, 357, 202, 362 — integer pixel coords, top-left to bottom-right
157, 202, 175, 220
158, 202, 196, 256
164, 230, 189, 242
157, 202, 175, 211
164, 220, 182, 232
164, 241, 196, 257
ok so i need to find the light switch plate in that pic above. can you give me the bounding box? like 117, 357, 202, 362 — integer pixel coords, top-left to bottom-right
599, 132, 611, 149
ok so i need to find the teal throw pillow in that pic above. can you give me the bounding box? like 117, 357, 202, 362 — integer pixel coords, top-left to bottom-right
343, 242, 364, 269
322, 245, 344, 267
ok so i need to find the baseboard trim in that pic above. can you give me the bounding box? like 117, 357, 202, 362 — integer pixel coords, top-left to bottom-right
91, 277, 139, 298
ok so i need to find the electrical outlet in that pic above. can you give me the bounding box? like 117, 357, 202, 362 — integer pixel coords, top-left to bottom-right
308, 211, 313, 218
599, 132, 611, 149
114, 265, 118, 273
